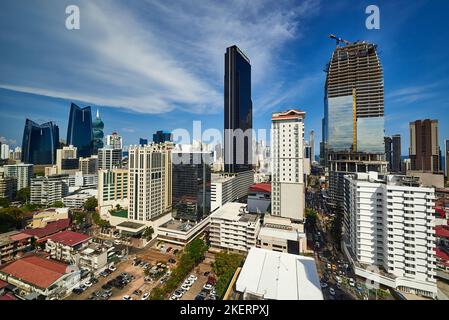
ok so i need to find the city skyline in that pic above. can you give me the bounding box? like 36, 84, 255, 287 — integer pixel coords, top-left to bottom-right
0, 0, 448, 154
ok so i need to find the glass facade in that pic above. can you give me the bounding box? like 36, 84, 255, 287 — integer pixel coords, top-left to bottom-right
21, 119, 59, 165
172, 152, 211, 221
153, 131, 172, 144
92, 110, 104, 154
327, 95, 354, 152
66, 103, 93, 158
357, 117, 385, 153
224, 45, 253, 173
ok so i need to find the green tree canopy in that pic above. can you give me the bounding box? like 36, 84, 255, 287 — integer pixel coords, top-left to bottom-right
143, 226, 154, 240
84, 197, 98, 211
0, 197, 10, 208
15, 187, 30, 203
50, 201, 64, 208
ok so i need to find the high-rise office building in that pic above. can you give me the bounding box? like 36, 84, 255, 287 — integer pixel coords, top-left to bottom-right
343, 172, 437, 298
98, 147, 122, 170
392, 134, 402, 173
445, 139, 449, 178
30, 174, 69, 205
106, 132, 123, 149
385, 136, 392, 171
128, 143, 173, 222
66, 103, 93, 158
310, 130, 315, 163
1, 143, 9, 160
323, 40, 387, 213
92, 109, 104, 154
79, 155, 98, 175
139, 138, 148, 146
224, 45, 253, 173
172, 152, 212, 222
97, 168, 128, 216
3, 163, 33, 191
271, 109, 305, 222
21, 119, 59, 165
409, 119, 440, 173
56, 145, 78, 174
153, 131, 172, 144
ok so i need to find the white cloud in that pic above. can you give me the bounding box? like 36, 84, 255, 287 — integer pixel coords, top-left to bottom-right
0, 0, 320, 115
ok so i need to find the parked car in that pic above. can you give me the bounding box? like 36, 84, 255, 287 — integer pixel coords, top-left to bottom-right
133, 290, 142, 296
168, 258, 176, 264
122, 295, 132, 300
84, 281, 93, 288
173, 290, 183, 299
114, 239, 121, 245
320, 282, 328, 289
335, 276, 342, 284
141, 292, 150, 300
203, 271, 210, 276
203, 284, 213, 291
349, 278, 355, 287
195, 294, 205, 300
173, 249, 179, 254
181, 284, 190, 291
90, 277, 98, 284
109, 265, 117, 272
188, 274, 198, 281
329, 287, 336, 296
103, 240, 113, 247
72, 288, 83, 295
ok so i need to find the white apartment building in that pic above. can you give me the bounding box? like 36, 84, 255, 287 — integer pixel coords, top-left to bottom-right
211, 171, 254, 211
3, 163, 33, 190
128, 143, 172, 223
98, 147, 122, 170
30, 174, 69, 205
79, 155, 98, 175
98, 168, 128, 216
343, 172, 437, 298
271, 109, 305, 222
67, 171, 98, 192
106, 132, 123, 149
209, 202, 261, 253
62, 192, 91, 208
0, 144, 10, 160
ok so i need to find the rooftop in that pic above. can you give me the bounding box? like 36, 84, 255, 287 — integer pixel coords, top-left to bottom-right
0, 255, 68, 290
258, 226, 301, 241
235, 247, 323, 300
211, 202, 259, 224
22, 218, 70, 238
116, 221, 146, 230
46, 230, 91, 247
250, 183, 271, 193
435, 225, 449, 239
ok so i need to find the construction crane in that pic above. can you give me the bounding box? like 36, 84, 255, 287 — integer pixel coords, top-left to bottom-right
329, 34, 350, 46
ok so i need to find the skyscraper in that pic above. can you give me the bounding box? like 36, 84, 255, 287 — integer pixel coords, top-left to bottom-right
323, 39, 387, 214
21, 119, 59, 165
66, 103, 93, 158
98, 147, 122, 170
271, 109, 305, 221
445, 139, 449, 178
310, 130, 315, 163
139, 138, 148, 146
224, 45, 253, 173
153, 130, 172, 144
392, 134, 402, 173
92, 109, 104, 154
409, 119, 440, 173
56, 145, 78, 174
385, 136, 392, 171
128, 143, 173, 222
106, 132, 123, 149
172, 152, 211, 221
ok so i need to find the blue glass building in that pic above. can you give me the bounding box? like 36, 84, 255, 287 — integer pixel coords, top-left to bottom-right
92, 109, 104, 154
66, 103, 93, 157
21, 119, 59, 165
152, 131, 172, 144
139, 138, 148, 146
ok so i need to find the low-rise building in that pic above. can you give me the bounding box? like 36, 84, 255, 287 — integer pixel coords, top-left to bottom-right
0, 172, 16, 201
0, 255, 80, 298
247, 183, 271, 214
0, 231, 33, 265
235, 247, 323, 300
22, 218, 71, 242
62, 192, 91, 208
157, 216, 210, 246
28, 208, 69, 229
45, 230, 91, 263
211, 171, 254, 211
209, 202, 260, 253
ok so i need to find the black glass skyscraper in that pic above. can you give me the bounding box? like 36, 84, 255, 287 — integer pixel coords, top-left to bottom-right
21, 119, 59, 165
172, 152, 211, 221
224, 45, 253, 173
66, 103, 93, 157
153, 130, 172, 144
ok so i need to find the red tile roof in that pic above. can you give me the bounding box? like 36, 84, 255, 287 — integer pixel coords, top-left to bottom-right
250, 183, 271, 193
9, 232, 33, 242
0, 279, 8, 289
435, 207, 446, 218
0, 293, 18, 300
435, 247, 449, 262
0, 255, 68, 289
46, 230, 90, 247
435, 225, 449, 239
22, 218, 70, 238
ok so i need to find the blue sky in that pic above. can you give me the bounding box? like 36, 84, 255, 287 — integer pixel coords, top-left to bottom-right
0, 0, 448, 155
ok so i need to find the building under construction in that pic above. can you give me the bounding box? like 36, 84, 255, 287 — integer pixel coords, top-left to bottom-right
322, 37, 387, 214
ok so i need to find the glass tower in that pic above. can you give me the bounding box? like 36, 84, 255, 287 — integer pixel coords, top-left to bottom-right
172, 152, 211, 221
92, 109, 104, 154
21, 119, 59, 165
66, 103, 93, 158
153, 130, 172, 144
224, 45, 253, 173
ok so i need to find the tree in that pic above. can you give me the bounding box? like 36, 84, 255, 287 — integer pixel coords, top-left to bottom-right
84, 197, 98, 211
15, 187, 30, 203
115, 204, 122, 211
0, 197, 10, 208
143, 226, 154, 241
50, 201, 64, 208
